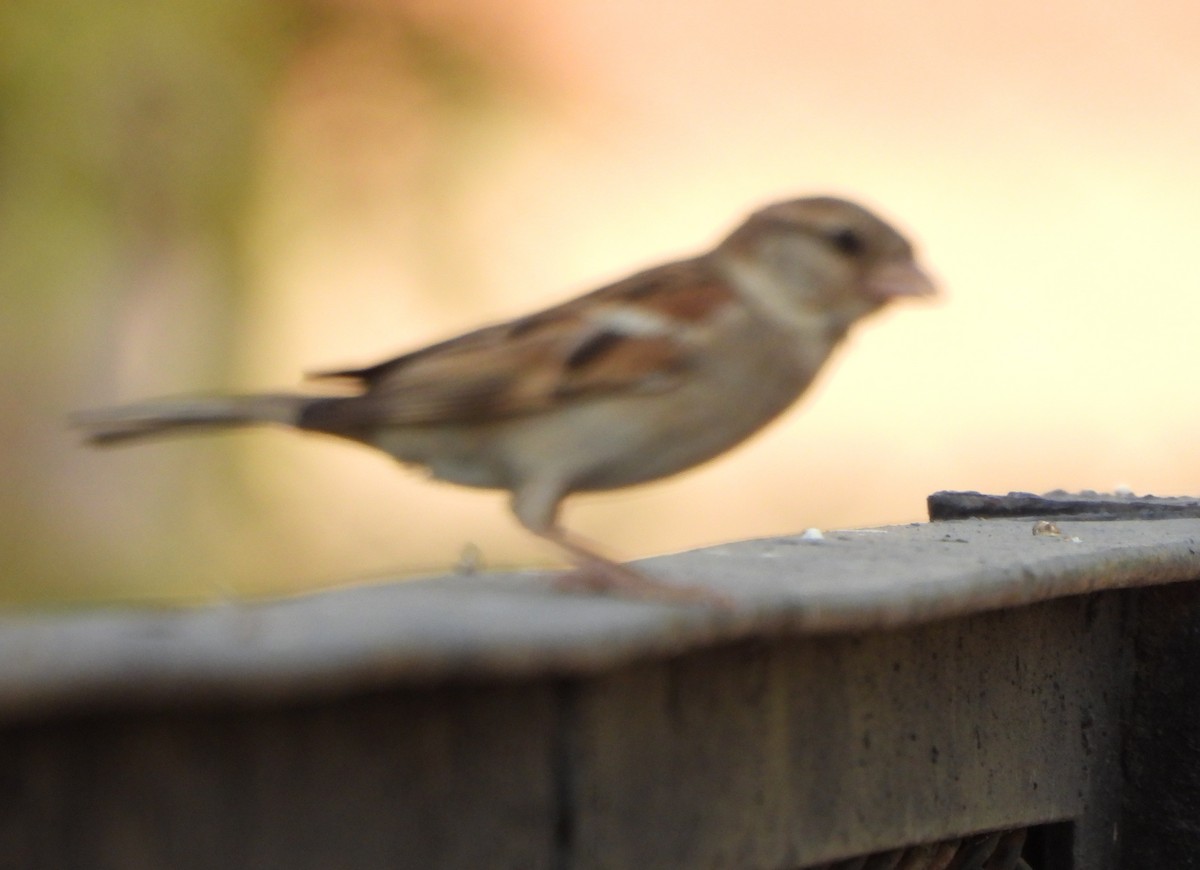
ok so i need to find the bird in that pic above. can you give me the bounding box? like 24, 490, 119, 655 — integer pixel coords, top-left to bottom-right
74, 196, 936, 604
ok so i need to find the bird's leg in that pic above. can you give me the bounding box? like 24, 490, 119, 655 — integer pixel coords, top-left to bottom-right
511, 488, 731, 607
543, 525, 732, 607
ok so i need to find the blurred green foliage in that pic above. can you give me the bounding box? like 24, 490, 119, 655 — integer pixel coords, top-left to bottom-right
0, 0, 304, 604
0, 1, 529, 606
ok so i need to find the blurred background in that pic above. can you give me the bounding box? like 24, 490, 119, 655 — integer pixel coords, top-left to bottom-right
3, 0, 1199, 605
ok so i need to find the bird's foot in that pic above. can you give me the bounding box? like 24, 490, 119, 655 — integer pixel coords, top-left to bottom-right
552, 562, 732, 609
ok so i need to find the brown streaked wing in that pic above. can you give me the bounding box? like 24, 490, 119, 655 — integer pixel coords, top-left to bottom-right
607, 257, 737, 324
303, 256, 737, 427
306, 318, 518, 386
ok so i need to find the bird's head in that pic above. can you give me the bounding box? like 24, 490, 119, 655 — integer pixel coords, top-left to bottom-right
715, 196, 937, 337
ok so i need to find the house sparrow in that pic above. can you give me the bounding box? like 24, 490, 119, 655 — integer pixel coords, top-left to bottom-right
74, 196, 936, 603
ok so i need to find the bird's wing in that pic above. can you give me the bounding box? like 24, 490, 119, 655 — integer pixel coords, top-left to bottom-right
304, 257, 737, 427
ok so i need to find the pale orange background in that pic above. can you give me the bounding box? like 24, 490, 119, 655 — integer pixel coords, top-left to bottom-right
31, 0, 1200, 602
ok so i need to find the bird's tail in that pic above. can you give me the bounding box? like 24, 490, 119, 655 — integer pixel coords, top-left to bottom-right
72, 393, 314, 446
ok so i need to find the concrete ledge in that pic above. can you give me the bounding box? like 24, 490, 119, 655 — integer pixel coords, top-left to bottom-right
3, 518, 1200, 868
2, 519, 1198, 717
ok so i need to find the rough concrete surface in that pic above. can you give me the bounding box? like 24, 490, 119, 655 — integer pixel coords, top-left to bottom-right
3, 518, 1200, 868
1, 518, 1198, 718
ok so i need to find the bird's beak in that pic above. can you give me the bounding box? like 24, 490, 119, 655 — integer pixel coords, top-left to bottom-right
863, 260, 938, 302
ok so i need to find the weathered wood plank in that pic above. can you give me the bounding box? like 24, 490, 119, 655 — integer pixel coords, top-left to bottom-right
928, 490, 1200, 521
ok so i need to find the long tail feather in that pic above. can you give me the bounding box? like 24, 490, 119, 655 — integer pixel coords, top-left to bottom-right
72, 393, 312, 446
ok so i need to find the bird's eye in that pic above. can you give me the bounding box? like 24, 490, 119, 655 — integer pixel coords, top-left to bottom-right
828, 227, 865, 256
